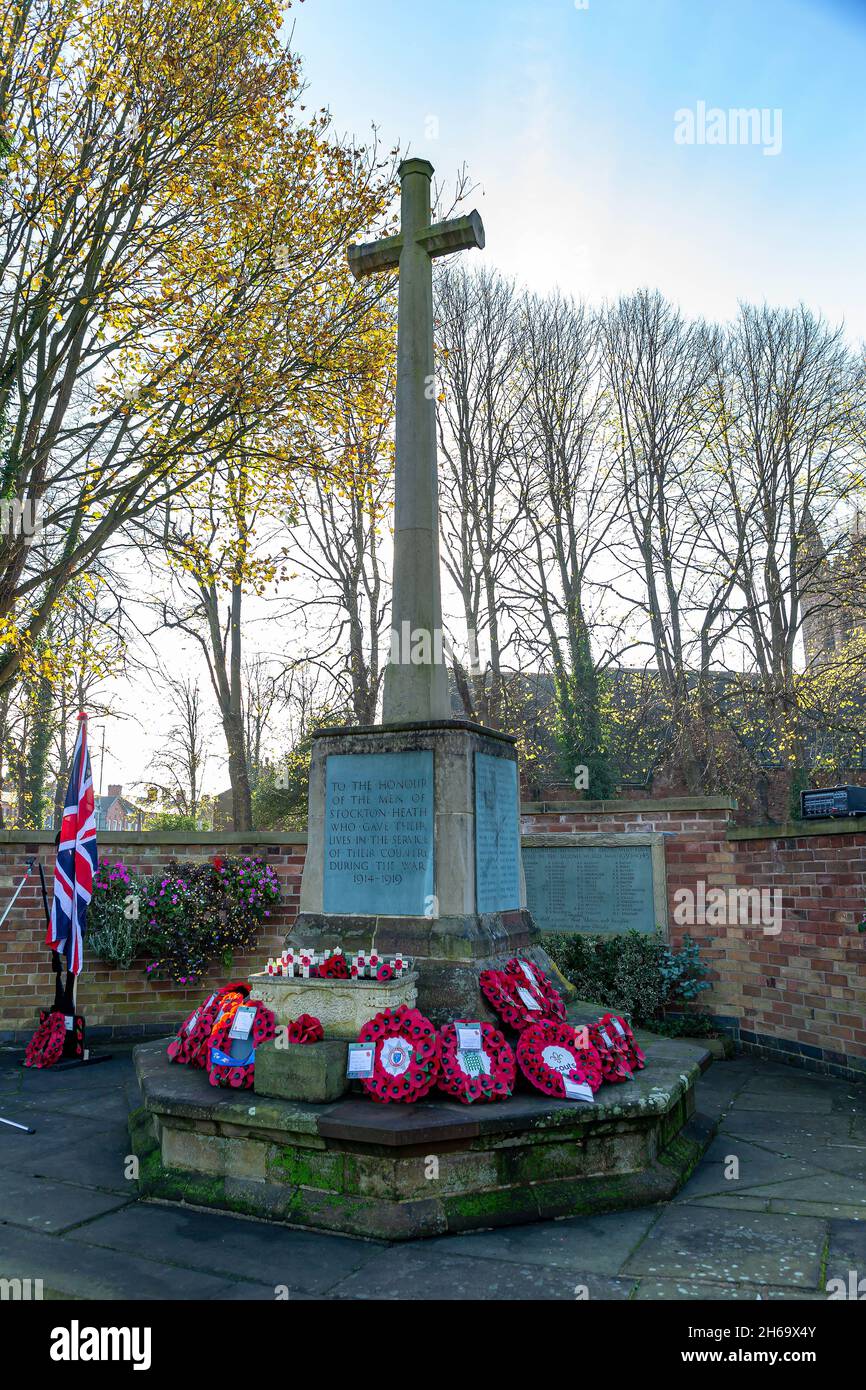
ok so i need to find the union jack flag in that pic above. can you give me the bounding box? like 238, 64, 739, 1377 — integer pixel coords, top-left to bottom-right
46, 714, 98, 975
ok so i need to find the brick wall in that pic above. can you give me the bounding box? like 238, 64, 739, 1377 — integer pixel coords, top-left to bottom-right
720, 822, 866, 1078
521, 797, 866, 1078
1, 805, 864, 1078
0, 833, 304, 1043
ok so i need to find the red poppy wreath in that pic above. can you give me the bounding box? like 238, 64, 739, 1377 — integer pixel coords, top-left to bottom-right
357, 1004, 440, 1104
588, 1019, 634, 1084
207, 997, 276, 1090
437, 1019, 515, 1104
23, 1009, 67, 1070
167, 981, 251, 1069
598, 1012, 646, 1071
516, 1019, 604, 1099
480, 965, 553, 1031
503, 957, 567, 1022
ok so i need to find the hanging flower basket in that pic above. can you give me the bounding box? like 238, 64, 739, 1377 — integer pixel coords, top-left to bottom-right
356, 1004, 440, 1104
503, 957, 567, 1021
436, 1019, 515, 1104
516, 1019, 604, 1099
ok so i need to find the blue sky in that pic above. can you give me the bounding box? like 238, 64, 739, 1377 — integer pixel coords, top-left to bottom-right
292, 0, 866, 342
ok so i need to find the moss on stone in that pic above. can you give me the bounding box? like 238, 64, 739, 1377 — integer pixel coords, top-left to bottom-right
268, 1145, 344, 1191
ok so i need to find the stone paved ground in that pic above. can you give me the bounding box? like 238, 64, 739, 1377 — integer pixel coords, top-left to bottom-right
0, 1048, 863, 1300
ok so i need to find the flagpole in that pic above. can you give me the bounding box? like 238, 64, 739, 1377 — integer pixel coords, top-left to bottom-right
72, 711, 88, 1015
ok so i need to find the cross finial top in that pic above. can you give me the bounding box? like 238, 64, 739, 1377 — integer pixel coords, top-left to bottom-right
348, 159, 484, 281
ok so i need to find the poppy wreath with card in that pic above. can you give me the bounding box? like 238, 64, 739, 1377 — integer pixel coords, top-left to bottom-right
599, 1012, 646, 1071
479, 966, 551, 1032
23, 1009, 67, 1069
516, 1019, 604, 1099
207, 997, 276, 1089
285, 1013, 324, 1044
357, 1004, 440, 1104
167, 981, 250, 1068
436, 1019, 515, 1104
503, 957, 567, 1022
587, 1020, 634, 1084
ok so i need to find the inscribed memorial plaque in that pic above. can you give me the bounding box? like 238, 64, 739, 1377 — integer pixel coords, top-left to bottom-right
474, 753, 521, 913
523, 844, 656, 935
323, 751, 434, 916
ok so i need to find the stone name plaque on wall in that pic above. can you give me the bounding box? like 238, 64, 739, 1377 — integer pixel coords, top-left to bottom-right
522, 837, 664, 935
474, 753, 521, 914
323, 750, 434, 916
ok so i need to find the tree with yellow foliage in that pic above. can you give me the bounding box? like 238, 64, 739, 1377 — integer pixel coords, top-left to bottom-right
0, 0, 396, 698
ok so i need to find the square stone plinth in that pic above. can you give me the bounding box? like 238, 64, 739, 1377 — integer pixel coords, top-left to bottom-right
255, 1039, 350, 1103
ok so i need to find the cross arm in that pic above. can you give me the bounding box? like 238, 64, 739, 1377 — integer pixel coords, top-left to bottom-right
347, 233, 403, 280
348, 210, 485, 280
417, 210, 485, 259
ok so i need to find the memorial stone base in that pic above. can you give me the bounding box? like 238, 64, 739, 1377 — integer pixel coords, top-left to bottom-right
130, 1028, 713, 1241
289, 719, 557, 1024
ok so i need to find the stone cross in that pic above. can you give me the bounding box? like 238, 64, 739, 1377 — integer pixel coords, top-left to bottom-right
348, 158, 485, 724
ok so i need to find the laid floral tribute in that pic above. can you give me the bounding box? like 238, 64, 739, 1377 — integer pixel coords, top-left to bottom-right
503, 957, 567, 1021
436, 1019, 515, 1105
207, 994, 276, 1090
284, 1014, 324, 1044
23, 1010, 67, 1070
355, 1004, 440, 1103
265, 946, 410, 980
166, 982, 250, 1069
479, 958, 564, 1031
516, 1019, 604, 1100
598, 1012, 646, 1072
588, 1018, 635, 1085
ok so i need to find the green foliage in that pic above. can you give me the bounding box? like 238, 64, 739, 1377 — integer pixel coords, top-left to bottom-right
644, 1013, 718, 1039
252, 759, 307, 830
252, 708, 348, 830
143, 855, 281, 984
546, 929, 711, 1025
88, 854, 281, 982
553, 625, 616, 798
88, 858, 149, 969
144, 811, 199, 831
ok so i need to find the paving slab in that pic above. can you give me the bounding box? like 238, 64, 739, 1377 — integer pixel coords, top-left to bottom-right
329, 1247, 635, 1300
2, 1121, 135, 1193
0, 1171, 133, 1233
719, 1108, 853, 1154
0, 1108, 121, 1167
63, 1202, 383, 1296
0, 1223, 259, 1300
824, 1218, 866, 1296
728, 1089, 835, 1114
621, 1205, 826, 1289
691, 1062, 753, 1116
745, 1172, 866, 1209
401, 1207, 660, 1275
674, 1135, 823, 1202
684, 1194, 771, 1212
633, 1277, 824, 1300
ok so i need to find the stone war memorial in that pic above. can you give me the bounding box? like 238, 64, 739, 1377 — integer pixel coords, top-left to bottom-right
133, 160, 711, 1240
